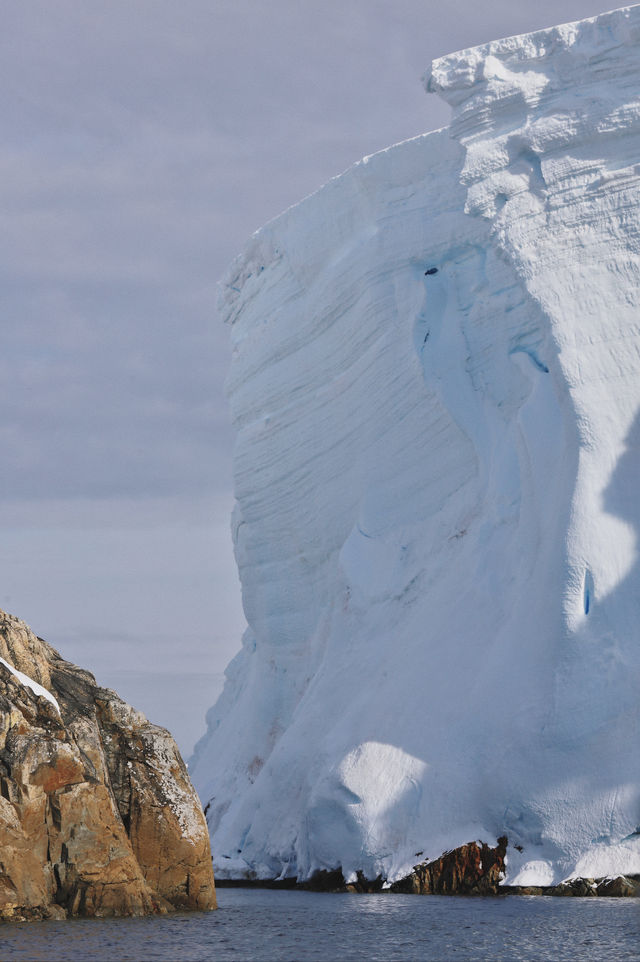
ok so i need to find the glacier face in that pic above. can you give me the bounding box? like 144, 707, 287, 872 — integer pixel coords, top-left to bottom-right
191, 4, 640, 886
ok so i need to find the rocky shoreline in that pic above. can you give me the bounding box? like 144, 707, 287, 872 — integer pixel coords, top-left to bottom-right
216, 838, 640, 897
0, 609, 216, 922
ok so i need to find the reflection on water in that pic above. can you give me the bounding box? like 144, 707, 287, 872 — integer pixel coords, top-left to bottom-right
0, 890, 637, 962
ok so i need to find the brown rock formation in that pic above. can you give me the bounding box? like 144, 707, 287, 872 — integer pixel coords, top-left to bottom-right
0, 609, 216, 922
390, 837, 508, 895
505, 875, 640, 897
595, 875, 640, 897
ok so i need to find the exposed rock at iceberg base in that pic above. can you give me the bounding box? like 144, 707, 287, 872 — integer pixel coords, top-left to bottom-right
297, 838, 508, 894
390, 838, 508, 895
0, 609, 216, 922
390, 839, 638, 898
213, 834, 640, 896
506, 875, 640, 897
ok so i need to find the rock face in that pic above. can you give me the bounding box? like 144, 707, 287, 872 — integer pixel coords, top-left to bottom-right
390, 838, 508, 896
0, 609, 216, 922
505, 875, 640, 898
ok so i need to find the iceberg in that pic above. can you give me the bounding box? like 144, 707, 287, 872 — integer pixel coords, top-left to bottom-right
191, 4, 640, 887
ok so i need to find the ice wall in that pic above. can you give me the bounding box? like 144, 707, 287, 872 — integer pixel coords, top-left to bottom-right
192, 4, 640, 886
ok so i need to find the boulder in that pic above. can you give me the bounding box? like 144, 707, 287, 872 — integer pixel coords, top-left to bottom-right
390, 837, 508, 895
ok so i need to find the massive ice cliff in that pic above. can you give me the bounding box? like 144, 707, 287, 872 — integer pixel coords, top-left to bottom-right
192, 4, 640, 887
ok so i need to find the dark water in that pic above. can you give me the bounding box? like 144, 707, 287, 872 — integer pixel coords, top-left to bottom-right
0, 889, 638, 962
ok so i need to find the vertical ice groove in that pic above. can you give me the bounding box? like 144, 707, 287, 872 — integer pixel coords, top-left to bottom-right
193, 4, 640, 887
583, 568, 594, 615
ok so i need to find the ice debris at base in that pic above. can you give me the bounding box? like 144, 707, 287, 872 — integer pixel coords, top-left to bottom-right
191, 4, 640, 888
0, 656, 60, 713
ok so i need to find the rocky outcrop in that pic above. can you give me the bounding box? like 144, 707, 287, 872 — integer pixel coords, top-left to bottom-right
0, 609, 216, 922
390, 838, 508, 895
213, 836, 640, 896
215, 840, 508, 894
504, 875, 640, 897
389, 840, 640, 897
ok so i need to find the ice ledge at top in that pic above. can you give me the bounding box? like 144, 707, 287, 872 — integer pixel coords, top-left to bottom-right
426, 3, 640, 216
220, 2, 640, 313
427, 2, 639, 111
200, 3, 640, 889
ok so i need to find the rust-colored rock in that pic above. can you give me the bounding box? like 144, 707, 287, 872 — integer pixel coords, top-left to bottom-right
390, 837, 508, 895
0, 609, 216, 921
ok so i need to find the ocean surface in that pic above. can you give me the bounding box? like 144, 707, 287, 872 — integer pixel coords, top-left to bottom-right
0, 889, 638, 961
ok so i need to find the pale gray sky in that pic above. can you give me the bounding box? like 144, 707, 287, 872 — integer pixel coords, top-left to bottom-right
0, 0, 613, 754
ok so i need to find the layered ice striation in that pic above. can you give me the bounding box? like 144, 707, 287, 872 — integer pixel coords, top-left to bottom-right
191, 4, 640, 886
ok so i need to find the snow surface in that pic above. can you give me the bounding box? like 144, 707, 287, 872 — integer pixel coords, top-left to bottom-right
191, 4, 640, 887
0, 657, 60, 713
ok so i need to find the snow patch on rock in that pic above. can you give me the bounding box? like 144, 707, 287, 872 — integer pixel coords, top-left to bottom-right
0, 656, 60, 713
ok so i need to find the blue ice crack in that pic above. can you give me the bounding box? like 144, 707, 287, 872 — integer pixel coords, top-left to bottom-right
509, 345, 549, 373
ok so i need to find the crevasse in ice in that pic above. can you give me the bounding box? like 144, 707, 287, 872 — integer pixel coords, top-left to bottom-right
191, 4, 640, 886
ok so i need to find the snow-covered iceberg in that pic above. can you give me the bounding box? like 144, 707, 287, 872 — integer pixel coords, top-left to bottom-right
192, 4, 640, 887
